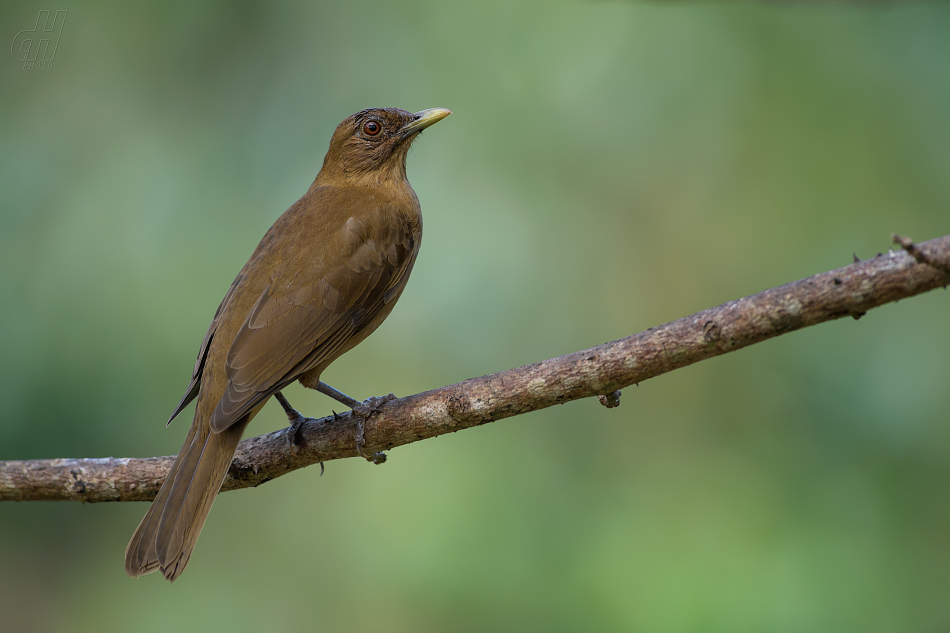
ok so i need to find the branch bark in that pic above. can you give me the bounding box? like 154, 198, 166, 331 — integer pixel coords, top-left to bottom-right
3, 234, 948, 503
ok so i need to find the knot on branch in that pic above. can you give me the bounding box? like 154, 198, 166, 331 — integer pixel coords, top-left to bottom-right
598, 391, 622, 409
703, 320, 722, 343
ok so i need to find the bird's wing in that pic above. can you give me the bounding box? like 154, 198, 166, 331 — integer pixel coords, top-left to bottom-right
208, 212, 417, 433
166, 271, 246, 426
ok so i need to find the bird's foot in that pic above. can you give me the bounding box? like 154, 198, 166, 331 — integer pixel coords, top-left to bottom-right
275, 392, 327, 474
286, 414, 318, 449
352, 393, 395, 464
351, 393, 397, 420
274, 392, 317, 449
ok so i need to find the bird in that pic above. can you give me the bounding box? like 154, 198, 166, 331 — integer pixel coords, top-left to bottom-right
125, 106, 451, 581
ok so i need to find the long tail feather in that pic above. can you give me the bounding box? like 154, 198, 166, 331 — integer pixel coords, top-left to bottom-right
124, 413, 249, 581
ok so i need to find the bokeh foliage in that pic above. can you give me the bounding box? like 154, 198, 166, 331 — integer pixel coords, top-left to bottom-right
1, 1, 949, 631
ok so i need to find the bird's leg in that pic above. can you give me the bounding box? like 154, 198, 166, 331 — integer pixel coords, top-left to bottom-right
273, 392, 325, 474
316, 381, 393, 464
316, 381, 396, 422
274, 392, 314, 449
314, 382, 361, 409
285, 380, 393, 462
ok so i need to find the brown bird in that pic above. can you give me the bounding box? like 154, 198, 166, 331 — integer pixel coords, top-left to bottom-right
125, 107, 451, 581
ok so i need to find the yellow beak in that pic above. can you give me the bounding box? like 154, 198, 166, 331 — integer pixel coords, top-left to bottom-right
401, 108, 452, 134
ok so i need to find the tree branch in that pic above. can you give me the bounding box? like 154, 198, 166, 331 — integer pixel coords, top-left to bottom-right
3, 233, 948, 503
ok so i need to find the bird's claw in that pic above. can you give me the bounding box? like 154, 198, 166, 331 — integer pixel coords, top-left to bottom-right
351, 393, 397, 420
275, 392, 314, 449
286, 415, 315, 449
352, 393, 396, 463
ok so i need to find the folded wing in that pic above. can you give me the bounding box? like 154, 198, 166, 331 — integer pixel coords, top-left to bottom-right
208, 213, 416, 433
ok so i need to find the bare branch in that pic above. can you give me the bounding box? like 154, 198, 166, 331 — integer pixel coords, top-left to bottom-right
2, 234, 948, 503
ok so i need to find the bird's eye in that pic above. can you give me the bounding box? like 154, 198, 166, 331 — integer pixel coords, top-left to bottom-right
363, 121, 382, 136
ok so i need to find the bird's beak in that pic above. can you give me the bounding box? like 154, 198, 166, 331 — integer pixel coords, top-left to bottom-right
401, 108, 452, 134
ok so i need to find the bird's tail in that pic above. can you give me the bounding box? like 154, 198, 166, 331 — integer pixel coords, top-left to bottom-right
124, 413, 248, 581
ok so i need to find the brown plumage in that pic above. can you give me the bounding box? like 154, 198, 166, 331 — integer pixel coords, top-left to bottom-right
125, 107, 451, 581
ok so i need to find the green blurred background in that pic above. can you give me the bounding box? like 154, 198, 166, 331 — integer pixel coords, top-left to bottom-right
2, 1, 949, 631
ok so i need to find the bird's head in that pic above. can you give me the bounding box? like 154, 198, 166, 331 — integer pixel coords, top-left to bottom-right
318, 107, 451, 185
